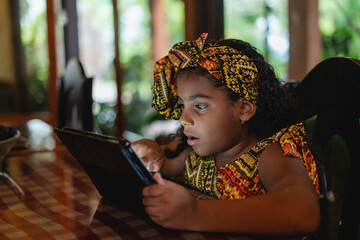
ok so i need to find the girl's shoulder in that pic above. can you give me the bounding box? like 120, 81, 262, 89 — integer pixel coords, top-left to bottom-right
253, 122, 308, 155
259, 122, 320, 195
271, 122, 309, 159
274, 122, 307, 142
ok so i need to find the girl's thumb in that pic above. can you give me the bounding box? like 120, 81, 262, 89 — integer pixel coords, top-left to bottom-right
154, 172, 165, 185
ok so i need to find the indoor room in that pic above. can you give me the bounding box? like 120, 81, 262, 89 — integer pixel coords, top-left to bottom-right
0, 0, 359, 239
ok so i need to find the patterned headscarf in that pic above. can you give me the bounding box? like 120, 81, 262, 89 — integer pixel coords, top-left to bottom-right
152, 33, 259, 119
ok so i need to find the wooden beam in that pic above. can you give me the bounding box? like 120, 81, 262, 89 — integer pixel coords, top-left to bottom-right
46, 0, 58, 126
8, 0, 27, 113
288, 0, 322, 81
184, 0, 224, 41
150, 0, 170, 62
112, 0, 126, 137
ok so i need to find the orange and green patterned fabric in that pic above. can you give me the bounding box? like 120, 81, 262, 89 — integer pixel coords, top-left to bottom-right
184, 123, 320, 199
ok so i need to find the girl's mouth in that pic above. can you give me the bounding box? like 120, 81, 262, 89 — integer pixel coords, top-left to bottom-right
187, 136, 199, 146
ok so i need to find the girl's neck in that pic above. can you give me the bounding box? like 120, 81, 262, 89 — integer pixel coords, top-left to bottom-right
214, 132, 258, 169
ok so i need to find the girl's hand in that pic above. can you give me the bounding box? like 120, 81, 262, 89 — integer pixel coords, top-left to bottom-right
131, 139, 165, 172
142, 173, 197, 229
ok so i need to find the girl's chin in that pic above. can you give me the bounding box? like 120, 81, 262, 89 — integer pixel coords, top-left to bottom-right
191, 146, 214, 157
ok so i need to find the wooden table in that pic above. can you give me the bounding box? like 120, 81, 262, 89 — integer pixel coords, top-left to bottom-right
0, 146, 256, 239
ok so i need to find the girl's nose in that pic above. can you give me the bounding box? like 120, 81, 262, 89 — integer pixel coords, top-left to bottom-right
179, 109, 193, 127
180, 120, 191, 127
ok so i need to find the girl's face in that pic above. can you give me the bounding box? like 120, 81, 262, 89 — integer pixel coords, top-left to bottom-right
177, 71, 248, 161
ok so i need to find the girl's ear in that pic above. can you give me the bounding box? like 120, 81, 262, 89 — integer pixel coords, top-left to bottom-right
237, 99, 257, 123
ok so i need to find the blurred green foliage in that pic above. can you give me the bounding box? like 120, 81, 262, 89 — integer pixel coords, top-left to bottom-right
119, 0, 184, 135
18, 0, 360, 136
224, 0, 289, 80
320, 0, 360, 59
19, 0, 49, 112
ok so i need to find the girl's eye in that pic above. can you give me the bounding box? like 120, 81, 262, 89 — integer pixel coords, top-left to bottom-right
195, 104, 207, 110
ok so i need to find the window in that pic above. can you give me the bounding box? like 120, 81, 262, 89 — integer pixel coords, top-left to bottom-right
76, 0, 117, 134
120, 0, 184, 138
75, 0, 184, 137
0, 0, 49, 113
224, 0, 289, 80
319, 0, 360, 59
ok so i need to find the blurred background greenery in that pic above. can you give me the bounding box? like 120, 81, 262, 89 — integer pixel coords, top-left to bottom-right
15, 0, 360, 138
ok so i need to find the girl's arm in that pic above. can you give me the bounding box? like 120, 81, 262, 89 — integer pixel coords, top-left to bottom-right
142, 142, 320, 236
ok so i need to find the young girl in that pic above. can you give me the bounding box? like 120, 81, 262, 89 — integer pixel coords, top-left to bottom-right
132, 33, 320, 238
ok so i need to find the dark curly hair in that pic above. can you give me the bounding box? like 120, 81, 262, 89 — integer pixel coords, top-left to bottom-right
164, 38, 295, 158
215, 38, 295, 139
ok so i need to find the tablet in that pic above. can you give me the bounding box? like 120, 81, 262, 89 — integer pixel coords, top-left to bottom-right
54, 127, 156, 214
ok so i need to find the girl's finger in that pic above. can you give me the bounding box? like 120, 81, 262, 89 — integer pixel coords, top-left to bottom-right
154, 172, 165, 185
144, 206, 161, 218
142, 184, 166, 197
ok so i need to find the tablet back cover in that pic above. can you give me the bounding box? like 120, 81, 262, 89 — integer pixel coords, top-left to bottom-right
54, 128, 155, 214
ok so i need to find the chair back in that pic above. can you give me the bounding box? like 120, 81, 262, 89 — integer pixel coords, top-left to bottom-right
291, 57, 360, 239
58, 58, 93, 131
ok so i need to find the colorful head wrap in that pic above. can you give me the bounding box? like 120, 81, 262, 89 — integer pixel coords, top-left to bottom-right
152, 33, 259, 119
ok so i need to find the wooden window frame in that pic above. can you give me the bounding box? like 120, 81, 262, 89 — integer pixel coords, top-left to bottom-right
0, 0, 57, 126
0, 0, 320, 126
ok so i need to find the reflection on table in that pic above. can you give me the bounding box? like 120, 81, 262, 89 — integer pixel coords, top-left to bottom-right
0, 150, 101, 239
0, 118, 57, 153
15, 118, 57, 151
0, 143, 254, 239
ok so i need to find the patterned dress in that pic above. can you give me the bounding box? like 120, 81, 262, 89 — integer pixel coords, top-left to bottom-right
184, 123, 320, 199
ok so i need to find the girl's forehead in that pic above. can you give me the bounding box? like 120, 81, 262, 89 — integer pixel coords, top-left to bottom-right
176, 73, 226, 100
176, 71, 213, 88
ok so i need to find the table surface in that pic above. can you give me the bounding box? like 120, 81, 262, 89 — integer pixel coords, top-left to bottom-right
0, 132, 253, 239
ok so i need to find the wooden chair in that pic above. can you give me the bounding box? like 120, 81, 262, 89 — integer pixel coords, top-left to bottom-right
57, 58, 93, 131
290, 57, 360, 239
